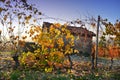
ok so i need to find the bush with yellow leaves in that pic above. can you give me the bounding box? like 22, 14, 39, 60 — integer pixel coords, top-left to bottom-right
19, 23, 78, 71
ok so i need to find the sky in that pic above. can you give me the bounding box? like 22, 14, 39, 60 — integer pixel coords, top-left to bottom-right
28, 0, 120, 24
0, 0, 120, 41
27, 0, 120, 42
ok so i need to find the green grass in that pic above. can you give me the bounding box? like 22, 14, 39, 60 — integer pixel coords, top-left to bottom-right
0, 66, 120, 80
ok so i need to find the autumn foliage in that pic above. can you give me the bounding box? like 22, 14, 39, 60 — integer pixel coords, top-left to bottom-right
108, 46, 120, 58
99, 20, 120, 59
19, 23, 78, 71
98, 45, 120, 59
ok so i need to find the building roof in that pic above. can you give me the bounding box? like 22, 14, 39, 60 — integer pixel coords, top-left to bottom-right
67, 26, 96, 36
43, 22, 96, 37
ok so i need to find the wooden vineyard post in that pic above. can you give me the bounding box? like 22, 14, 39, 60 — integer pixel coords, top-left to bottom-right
95, 15, 100, 68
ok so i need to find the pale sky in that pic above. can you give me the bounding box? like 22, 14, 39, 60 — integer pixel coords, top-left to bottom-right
0, 0, 120, 41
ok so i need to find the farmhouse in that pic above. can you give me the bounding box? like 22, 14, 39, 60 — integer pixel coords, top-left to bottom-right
42, 22, 96, 55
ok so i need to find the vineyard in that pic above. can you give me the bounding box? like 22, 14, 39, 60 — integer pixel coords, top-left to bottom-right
0, 0, 120, 80
0, 51, 120, 80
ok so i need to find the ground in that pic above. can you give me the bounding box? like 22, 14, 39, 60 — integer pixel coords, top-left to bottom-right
0, 52, 120, 80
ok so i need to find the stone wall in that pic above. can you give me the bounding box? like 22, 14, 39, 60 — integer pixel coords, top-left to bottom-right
74, 35, 93, 56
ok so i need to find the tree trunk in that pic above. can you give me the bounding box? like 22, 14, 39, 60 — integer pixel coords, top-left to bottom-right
91, 53, 95, 70
91, 45, 95, 70
109, 58, 113, 70
67, 55, 73, 71
12, 55, 20, 69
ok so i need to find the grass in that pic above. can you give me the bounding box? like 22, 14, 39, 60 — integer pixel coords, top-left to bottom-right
6, 68, 120, 80
1, 62, 119, 80
0, 51, 120, 80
